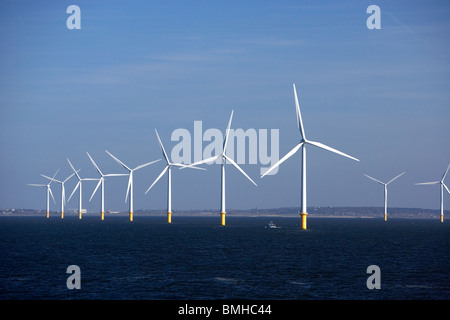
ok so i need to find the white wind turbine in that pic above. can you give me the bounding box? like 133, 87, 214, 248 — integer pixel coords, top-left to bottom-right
41, 171, 77, 219
66, 158, 99, 220
145, 129, 205, 223
187, 110, 257, 226
261, 84, 359, 230
28, 169, 59, 218
416, 163, 450, 223
105, 150, 161, 221
364, 172, 405, 221
86, 152, 128, 220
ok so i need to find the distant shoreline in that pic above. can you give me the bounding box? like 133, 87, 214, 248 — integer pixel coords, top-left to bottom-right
1, 206, 446, 220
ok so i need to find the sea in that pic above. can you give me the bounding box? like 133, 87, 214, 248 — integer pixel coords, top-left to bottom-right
0, 215, 449, 300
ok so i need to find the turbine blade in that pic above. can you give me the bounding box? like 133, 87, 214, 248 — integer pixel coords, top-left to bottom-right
86, 152, 103, 176
28, 184, 46, 187
387, 172, 406, 185
222, 110, 234, 154
415, 181, 440, 185
125, 175, 132, 203
364, 174, 385, 185
224, 154, 257, 186
133, 159, 161, 171
442, 163, 450, 181
307, 140, 359, 162
49, 187, 56, 204
90, 179, 102, 202
49, 169, 60, 185
293, 84, 306, 140
172, 163, 207, 170
261, 142, 303, 178
67, 181, 80, 203
67, 158, 81, 180
63, 172, 76, 183
41, 174, 61, 183
155, 129, 170, 164
52, 169, 60, 178
104, 173, 128, 177
105, 150, 131, 172
183, 155, 220, 168
145, 166, 168, 194
444, 183, 450, 195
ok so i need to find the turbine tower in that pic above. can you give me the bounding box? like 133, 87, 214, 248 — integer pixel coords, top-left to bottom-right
105, 150, 160, 221
416, 163, 450, 222
187, 110, 257, 226
145, 129, 205, 223
41, 172, 76, 219
364, 172, 405, 221
261, 84, 359, 230
86, 152, 128, 220
28, 169, 59, 218
66, 158, 99, 220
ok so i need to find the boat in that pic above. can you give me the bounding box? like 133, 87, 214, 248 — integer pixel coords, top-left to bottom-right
265, 221, 280, 229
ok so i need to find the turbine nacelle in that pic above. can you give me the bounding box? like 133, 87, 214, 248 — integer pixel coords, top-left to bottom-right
105, 150, 160, 221
28, 169, 60, 207
186, 110, 258, 187
66, 158, 100, 204
145, 129, 205, 196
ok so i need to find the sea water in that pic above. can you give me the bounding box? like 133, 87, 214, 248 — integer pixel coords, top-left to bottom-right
0, 216, 448, 300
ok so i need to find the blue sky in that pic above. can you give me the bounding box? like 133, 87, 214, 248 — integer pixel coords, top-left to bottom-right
1, 1, 449, 213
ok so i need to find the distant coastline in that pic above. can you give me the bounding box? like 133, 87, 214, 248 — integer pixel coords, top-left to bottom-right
1, 207, 447, 219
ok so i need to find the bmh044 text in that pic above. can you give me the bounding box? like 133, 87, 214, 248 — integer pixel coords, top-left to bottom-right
178, 304, 272, 317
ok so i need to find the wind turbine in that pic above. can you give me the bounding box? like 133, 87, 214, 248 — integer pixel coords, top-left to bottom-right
86, 152, 128, 220
41, 171, 76, 219
145, 129, 205, 223
187, 110, 257, 226
261, 84, 359, 230
105, 150, 161, 221
416, 163, 450, 222
28, 169, 59, 218
66, 158, 99, 220
364, 172, 405, 221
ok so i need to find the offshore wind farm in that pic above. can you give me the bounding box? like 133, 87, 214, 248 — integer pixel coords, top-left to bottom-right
24, 85, 448, 226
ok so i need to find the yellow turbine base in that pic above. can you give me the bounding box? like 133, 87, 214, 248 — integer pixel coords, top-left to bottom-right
46, 211, 49, 219
221, 212, 226, 226
129, 212, 133, 222
101, 211, 104, 221
61, 211, 64, 219
300, 212, 308, 230
384, 213, 387, 221
441, 215, 444, 223
167, 212, 172, 223
79, 212, 82, 220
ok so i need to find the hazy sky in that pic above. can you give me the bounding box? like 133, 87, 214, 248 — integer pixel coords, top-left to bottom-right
1, 0, 449, 213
